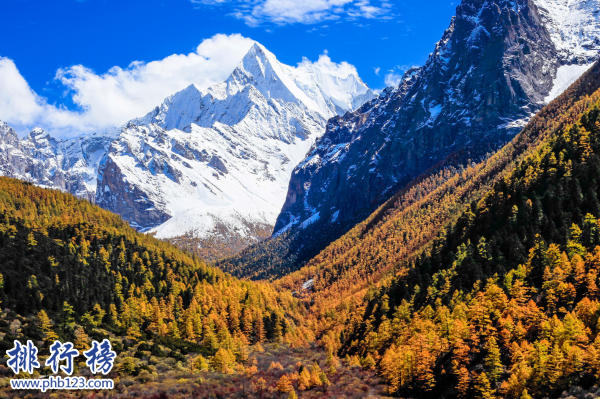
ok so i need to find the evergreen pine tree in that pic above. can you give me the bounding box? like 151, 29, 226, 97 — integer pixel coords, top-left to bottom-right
484, 336, 503, 383
276, 375, 294, 394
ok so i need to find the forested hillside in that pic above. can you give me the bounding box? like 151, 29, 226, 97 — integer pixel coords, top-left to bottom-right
275, 62, 600, 303
286, 62, 600, 398
3, 41, 600, 399
0, 177, 393, 398
0, 176, 310, 357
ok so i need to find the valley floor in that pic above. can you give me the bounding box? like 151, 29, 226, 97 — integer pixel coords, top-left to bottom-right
1, 337, 387, 399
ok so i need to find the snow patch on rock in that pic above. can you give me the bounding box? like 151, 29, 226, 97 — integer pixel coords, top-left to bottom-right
302, 279, 314, 290
545, 63, 595, 103
534, 0, 600, 63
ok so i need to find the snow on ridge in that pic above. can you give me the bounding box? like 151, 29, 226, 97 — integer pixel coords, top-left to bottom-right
514, 0, 599, 105
133, 42, 376, 134
300, 212, 320, 229
150, 205, 275, 240
242, 43, 375, 119
96, 42, 376, 245
534, 0, 600, 63
545, 63, 595, 103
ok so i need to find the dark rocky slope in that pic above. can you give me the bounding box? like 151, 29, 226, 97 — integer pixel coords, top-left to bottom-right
219, 0, 600, 279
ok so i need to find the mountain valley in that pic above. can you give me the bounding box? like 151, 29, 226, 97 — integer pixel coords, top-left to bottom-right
3, 0, 600, 397
225, 0, 600, 279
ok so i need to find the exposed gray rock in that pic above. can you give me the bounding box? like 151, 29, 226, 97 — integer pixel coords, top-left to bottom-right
96, 151, 171, 231
208, 155, 228, 174
275, 0, 598, 238
0, 120, 115, 202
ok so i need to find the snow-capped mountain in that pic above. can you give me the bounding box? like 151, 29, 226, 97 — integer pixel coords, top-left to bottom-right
0, 120, 116, 201
271, 0, 600, 263
133, 44, 375, 131
94, 43, 375, 257
535, 0, 600, 64
0, 43, 374, 258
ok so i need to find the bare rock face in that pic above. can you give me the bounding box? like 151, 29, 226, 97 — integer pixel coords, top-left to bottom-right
0, 121, 115, 202
259, 0, 600, 273
96, 151, 172, 230
208, 155, 228, 174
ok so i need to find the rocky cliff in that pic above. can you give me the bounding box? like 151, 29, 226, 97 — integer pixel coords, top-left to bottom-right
274, 0, 600, 237
216, 0, 600, 277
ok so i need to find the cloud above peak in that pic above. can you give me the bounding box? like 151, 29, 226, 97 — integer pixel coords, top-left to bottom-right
0, 34, 365, 139
0, 34, 255, 138
384, 65, 419, 88
195, 0, 392, 26
296, 53, 359, 79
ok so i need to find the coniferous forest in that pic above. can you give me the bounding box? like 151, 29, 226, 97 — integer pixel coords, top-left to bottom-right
0, 62, 599, 398
4, 7, 600, 399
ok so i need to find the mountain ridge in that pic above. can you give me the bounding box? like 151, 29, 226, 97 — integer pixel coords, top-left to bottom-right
0, 120, 117, 202
222, 0, 600, 279
0, 42, 375, 259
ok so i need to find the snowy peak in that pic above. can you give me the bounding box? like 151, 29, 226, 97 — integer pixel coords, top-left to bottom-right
136, 42, 376, 133
0, 120, 20, 147
226, 43, 307, 106
27, 127, 58, 150
534, 0, 600, 63
92, 41, 376, 258
226, 42, 376, 118
298, 62, 375, 113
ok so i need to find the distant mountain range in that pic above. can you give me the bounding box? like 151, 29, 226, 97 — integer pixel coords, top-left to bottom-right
2, 0, 599, 265
0, 43, 374, 258
0, 122, 116, 202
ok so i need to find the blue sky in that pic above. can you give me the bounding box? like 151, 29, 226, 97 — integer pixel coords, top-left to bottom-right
0, 0, 456, 136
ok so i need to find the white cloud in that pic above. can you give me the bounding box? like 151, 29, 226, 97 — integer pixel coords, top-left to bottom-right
384, 71, 403, 87
374, 67, 380, 75
384, 65, 419, 88
0, 58, 45, 126
194, 0, 392, 26
349, 1, 385, 19
296, 53, 359, 78
0, 34, 255, 138
0, 58, 91, 135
